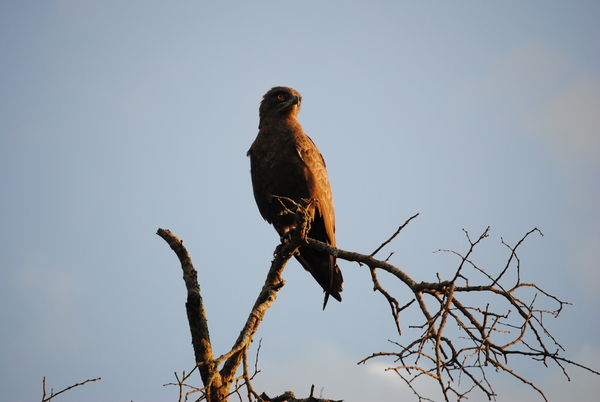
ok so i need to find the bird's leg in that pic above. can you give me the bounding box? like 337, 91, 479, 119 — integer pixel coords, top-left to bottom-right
295, 198, 315, 240
273, 195, 313, 243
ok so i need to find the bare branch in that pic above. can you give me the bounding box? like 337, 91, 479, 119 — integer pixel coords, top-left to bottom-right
41, 377, 101, 402
371, 213, 420, 257
156, 228, 221, 394
304, 224, 599, 401
158, 199, 311, 401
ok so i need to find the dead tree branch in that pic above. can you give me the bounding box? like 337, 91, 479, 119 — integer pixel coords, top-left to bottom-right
41, 377, 101, 402
160, 204, 598, 401
157, 199, 313, 402
305, 225, 599, 401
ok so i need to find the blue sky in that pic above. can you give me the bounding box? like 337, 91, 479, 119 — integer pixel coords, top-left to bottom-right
1, 1, 598, 401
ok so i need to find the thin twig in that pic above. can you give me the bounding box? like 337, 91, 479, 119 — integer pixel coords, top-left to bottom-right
41, 377, 101, 402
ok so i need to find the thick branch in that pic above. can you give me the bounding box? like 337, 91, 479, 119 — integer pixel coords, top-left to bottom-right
156, 229, 221, 392
218, 232, 301, 381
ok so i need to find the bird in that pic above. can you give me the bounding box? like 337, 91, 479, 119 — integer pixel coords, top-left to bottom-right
247, 86, 343, 308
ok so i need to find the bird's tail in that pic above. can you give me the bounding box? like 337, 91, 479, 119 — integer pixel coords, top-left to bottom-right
295, 247, 343, 309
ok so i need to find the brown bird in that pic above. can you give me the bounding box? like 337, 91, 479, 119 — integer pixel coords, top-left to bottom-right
247, 86, 343, 308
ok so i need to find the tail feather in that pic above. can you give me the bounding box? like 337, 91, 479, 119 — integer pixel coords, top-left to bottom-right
295, 246, 343, 309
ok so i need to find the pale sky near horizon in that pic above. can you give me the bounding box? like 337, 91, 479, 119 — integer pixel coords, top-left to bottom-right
1, 2, 599, 401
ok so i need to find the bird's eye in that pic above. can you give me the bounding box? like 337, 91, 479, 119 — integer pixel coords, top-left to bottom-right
276, 94, 285, 100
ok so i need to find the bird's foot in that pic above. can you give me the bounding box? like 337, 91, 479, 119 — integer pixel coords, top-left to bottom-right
279, 226, 297, 243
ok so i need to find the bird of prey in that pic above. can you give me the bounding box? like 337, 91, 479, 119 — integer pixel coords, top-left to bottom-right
247, 86, 343, 308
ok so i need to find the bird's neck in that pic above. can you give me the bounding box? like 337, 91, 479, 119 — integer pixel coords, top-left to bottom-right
259, 115, 301, 132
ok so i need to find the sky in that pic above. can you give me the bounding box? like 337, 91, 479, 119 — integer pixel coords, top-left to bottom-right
1, 1, 599, 401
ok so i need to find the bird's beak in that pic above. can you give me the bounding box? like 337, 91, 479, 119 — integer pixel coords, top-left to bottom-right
279, 95, 300, 113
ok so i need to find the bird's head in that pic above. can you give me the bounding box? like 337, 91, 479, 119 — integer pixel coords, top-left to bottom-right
259, 86, 302, 120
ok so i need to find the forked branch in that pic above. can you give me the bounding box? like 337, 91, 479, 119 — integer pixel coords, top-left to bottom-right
157, 199, 318, 402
